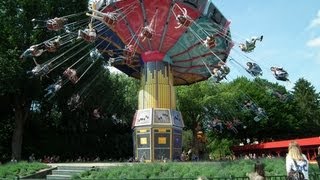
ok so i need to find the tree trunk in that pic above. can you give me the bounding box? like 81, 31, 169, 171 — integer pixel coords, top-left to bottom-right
192, 122, 202, 160
11, 96, 30, 160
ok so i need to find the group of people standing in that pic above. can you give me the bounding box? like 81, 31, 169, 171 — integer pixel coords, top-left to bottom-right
247, 141, 319, 180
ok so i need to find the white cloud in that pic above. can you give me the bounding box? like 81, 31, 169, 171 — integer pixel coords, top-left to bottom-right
308, 10, 320, 29
307, 37, 320, 47
306, 39, 320, 64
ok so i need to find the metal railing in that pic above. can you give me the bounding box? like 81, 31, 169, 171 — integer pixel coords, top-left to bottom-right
101, 173, 320, 180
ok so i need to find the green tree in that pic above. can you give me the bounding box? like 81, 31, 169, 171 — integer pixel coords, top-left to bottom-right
177, 76, 313, 158
207, 137, 233, 160
292, 78, 320, 136
177, 82, 215, 142
0, 0, 87, 160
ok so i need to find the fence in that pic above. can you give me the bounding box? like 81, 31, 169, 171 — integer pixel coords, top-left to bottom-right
104, 173, 320, 180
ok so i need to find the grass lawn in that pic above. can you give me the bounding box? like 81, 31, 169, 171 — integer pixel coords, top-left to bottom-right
0, 161, 49, 179
74, 158, 319, 179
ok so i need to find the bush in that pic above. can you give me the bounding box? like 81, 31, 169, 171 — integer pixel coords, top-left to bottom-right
0, 161, 49, 179
73, 159, 319, 179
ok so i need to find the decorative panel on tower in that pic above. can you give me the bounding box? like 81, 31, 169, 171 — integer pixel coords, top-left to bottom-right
153, 109, 171, 125
153, 128, 171, 160
134, 109, 152, 127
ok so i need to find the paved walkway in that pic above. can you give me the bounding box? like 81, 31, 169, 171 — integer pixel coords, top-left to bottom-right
46, 162, 131, 168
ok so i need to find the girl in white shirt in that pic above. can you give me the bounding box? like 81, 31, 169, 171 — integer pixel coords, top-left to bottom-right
286, 141, 309, 180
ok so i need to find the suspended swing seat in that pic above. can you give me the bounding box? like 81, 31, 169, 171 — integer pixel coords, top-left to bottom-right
103, 14, 117, 26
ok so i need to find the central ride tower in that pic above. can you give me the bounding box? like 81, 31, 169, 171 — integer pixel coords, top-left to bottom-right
132, 51, 184, 162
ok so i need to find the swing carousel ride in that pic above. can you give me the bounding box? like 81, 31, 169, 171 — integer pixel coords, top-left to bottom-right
21, 0, 289, 161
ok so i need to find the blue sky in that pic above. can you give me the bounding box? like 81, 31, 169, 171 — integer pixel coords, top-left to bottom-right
213, 0, 320, 92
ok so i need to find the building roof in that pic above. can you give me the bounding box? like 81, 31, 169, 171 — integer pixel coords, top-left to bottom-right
233, 136, 320, 151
